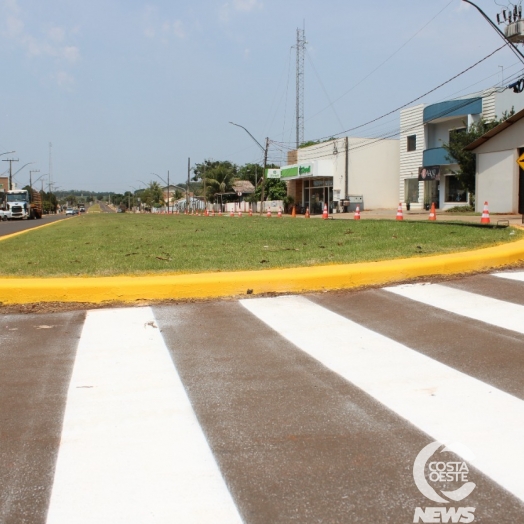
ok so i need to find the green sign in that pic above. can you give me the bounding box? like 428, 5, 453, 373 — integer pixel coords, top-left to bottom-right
299, 165, 311, 175
266, 169, 281, 179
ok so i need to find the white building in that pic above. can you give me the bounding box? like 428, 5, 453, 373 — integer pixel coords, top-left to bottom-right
399, 89, 524, 211
281, 137, 399, 214
465, 107, 524, 214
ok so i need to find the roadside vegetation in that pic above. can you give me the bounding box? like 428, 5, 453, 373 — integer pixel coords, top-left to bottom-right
0, 214, 521, 277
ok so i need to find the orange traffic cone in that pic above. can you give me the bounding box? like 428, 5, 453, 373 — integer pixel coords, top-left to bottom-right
428, 202, 436, 221
218, 209, 222, 217
396, 203, 404, 221
277, 207, 282, 218
322, 204, 329, 220
354, 205, 361, 220
305, 207, 310, 218
230, 210, 234, 217
249, 209, 253, 217
267, 209, 271, 218
481, 201, 490, 224
238, 210, 242, 217
291, 205, 296, 218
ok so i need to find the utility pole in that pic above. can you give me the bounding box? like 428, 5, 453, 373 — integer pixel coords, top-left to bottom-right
3, 158, 19, 190
167, 170, 170, 213
49, 142, 52, 199
187, 157, 190, 211
344, 137, 349, 201
260, 137, 269, 215
29, 169, 40, 192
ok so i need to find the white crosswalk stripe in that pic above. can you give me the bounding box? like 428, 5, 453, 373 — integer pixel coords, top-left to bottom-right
240, 294, 524, 504
383, 282, 524, 335
492, 270, 524, 283
46, 307, 242, 524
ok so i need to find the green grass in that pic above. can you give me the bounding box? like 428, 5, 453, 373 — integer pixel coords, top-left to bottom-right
0, 214, 521, 277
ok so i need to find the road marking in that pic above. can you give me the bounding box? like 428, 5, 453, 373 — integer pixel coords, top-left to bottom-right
46, 307, 242, 524
240, 295, 524, 503
492, 271, 524, 283
383, 283, 524, 335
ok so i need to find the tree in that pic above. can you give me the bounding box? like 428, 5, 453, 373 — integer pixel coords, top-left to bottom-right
443, 109, 515, 196
141, 181, 164, 209
199, 161, 237, 201
237, 163, 262, 186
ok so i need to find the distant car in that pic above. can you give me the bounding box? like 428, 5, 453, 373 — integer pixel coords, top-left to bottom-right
66, 208, 74, 216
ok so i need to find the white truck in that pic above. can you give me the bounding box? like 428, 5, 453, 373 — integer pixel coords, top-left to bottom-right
5, 189, 43, 220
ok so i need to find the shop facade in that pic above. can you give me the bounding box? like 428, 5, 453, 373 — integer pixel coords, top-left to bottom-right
281, 137, 399, 214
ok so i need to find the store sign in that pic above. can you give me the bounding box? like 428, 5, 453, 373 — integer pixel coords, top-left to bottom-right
266, 169, 281, 179
418, 166, 440, 181
299, 164, 312, 175
517, 152, 524, 170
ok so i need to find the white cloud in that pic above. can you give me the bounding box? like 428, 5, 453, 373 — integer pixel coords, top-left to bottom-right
219, 0, 262, 23
63, 45, 80, 63
48, 26, 65, 43
1, 2, 80, 66
233, 0, 262, 12
172, 20, 185, 39
54, 70, 74, 87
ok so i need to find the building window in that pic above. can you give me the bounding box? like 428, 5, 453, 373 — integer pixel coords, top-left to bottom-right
404, 178, 419, 203
407, 135, 416, 152
449, 128, 466, 140
445, 175, 467, 202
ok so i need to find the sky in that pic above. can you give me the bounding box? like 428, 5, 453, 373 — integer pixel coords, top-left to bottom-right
1, 0, 523, 193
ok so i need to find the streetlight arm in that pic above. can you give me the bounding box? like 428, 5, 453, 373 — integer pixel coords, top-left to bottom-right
151, 172, 168, 186
462, 0, 524, 64
229, 122, 265, 152
12, 162, 35, 179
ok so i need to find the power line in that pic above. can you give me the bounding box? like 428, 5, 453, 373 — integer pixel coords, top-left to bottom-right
273, 42, 509, 150
300, 0, 456, 127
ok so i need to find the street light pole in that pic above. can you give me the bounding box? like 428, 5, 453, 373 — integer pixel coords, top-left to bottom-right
229, 122, 269, 214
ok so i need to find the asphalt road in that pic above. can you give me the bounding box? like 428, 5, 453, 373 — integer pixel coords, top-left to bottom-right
0, 214, 70, 238
98, 201, 115, 213
1, 272, 524, 523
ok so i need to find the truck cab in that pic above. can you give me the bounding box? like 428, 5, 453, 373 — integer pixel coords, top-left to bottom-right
6, 189, 43, 219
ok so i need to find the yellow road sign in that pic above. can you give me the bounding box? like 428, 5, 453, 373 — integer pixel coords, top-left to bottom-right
517, 153, 524, 170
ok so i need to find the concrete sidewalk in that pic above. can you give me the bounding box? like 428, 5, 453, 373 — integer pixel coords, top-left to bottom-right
329, 208, 524, 225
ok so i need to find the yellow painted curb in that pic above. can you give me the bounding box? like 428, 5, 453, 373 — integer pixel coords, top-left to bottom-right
1, 236, 523, 305
0, 217, 68, 243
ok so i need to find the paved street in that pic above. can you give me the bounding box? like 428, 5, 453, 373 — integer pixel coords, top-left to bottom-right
1, 272, 524, 523
0, 215, 70, 238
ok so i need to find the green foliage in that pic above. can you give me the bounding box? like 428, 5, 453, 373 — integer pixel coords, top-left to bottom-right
253, 177, 287, 201
443, 109, 515, 195
298, 137, 336, 149
237, 163, 263, 186
141, 181, 164, 209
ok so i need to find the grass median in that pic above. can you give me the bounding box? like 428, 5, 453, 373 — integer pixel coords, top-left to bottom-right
0, 213, 521, 277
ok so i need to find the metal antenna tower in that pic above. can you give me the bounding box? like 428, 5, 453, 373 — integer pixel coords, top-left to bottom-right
294, 26, 306, 149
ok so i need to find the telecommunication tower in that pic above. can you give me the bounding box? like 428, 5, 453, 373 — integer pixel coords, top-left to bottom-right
294, 26, 307, 149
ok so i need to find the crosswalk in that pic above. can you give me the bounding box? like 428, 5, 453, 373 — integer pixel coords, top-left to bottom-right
1, 271, 524, 523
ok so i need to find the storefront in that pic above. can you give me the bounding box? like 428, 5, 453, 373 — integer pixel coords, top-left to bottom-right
281, 162, 335, 214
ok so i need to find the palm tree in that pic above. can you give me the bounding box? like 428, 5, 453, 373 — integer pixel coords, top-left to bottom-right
205, 164, 236, 201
